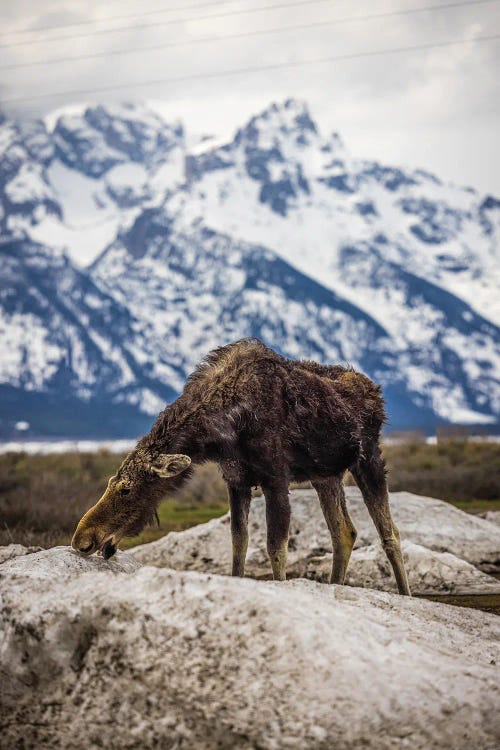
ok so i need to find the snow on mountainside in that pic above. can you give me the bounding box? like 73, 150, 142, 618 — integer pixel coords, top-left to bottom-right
0, 99, 499, 438
175, 100, 500, 325
92, 210, 393, 389
1, 103, 185, 265
167, 100, 500, 424
0, 237, 177, 437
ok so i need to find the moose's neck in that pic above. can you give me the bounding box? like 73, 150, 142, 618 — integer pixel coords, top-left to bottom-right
139, 399, 211, 465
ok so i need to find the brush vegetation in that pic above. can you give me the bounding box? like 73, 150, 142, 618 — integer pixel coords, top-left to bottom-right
0, 439, 499, 549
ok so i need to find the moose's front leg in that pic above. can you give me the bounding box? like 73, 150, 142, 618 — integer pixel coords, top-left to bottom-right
228, 484, 252, 577
262, 480, 291, 581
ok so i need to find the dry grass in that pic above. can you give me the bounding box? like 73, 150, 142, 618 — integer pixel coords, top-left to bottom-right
0, 439, 499, 550
382, 439, 500, 504
0, 451, 121, 548
0, 452, 228, 549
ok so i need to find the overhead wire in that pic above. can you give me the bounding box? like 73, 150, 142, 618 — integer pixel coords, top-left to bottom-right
0, 0, 336, 48
4, 34, 499, 106
0, 0, 251, 38
1, 0, 498, 71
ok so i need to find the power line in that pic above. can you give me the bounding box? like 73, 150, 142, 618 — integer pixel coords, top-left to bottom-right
4, 34, 499, 106
0, 0, 334, 49
0, 0, 243, 38
0, 0, 496, 72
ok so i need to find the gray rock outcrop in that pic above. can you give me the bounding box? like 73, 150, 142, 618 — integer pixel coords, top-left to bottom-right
131, 488, 500, 592
290, 541, 500, 594
1, 546, 499, 750
0, 543, 42, 565
481, 510, 500, 527
2, 545, 141, 580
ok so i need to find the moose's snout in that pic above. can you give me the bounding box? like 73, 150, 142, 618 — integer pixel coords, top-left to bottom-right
71, 523, 99, 556
71, 510, 120, 559
71, 529, 118, 559
72, 533, 97, 555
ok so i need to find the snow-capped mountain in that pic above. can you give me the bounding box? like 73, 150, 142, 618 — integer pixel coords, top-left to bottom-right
178, 101, 500, 323
0, 103, 185, 265
1, 100, 499, 438
0, 236, 178, 437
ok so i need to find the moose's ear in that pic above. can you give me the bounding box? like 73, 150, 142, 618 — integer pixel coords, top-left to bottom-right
150, 454, 192, 478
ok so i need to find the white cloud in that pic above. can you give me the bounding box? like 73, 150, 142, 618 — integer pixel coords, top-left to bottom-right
1, 0, 499, 193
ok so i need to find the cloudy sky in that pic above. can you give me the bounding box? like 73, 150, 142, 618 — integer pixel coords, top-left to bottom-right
1, 0, 499, 193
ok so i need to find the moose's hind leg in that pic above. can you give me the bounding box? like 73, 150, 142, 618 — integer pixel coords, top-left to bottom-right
312, 476, 357, 584
351, 448, 411, 596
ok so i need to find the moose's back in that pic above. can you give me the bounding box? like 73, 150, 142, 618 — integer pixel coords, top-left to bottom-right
277, 362, 382, 480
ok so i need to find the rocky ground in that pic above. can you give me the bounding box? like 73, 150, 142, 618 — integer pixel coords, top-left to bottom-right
1, 546, 499, 750
1, 489, 499, 749
481, 510, 500, 527
132, 488, 500, 593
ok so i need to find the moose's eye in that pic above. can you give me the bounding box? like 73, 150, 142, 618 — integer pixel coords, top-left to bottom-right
120, 487, 131, 496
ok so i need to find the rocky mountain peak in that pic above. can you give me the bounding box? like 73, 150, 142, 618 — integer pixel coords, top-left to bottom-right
51, 102, 184, 178
234, 98, 321, 150
0, 100, 498, 438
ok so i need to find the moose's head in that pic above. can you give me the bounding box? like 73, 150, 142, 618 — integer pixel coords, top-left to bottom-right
71, 450, 192, 559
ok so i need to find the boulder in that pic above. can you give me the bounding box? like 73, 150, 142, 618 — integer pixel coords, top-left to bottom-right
2, 545, 141, 580
0, 543, 42, 565
0, 547, 499, 750
481, 510, 500, 527
287, 541, 500, 594
357, 490, 500, 569
347, 542, 500, 594
131, 489, 500, 590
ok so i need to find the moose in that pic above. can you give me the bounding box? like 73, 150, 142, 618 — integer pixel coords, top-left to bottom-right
72, 339, 410, 595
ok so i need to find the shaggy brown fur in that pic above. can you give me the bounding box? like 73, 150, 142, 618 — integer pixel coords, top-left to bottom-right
72, 339, 410, 594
